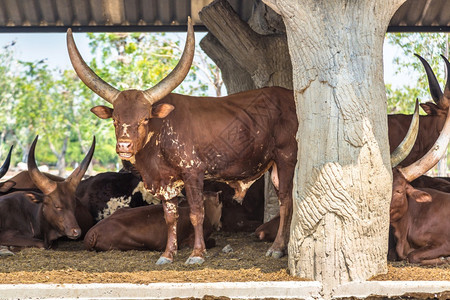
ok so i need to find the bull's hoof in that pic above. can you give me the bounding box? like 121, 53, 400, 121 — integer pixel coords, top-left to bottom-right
265, 248, 284, 259
185, 256, 205, 265
0, 246, 14, 256
156, 256, 173, 265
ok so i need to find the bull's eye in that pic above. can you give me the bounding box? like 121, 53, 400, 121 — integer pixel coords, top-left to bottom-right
54, 203, 62, 211
113, 119, 118, 127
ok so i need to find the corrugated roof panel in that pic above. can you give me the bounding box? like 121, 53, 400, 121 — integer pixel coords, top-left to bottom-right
123, 0, 139, 25
141, 0, 158, 25
437, 0, 450, 26
55, 0, 73, 26
20, 0, 40, 26
72, 0, 91, 26
0, 0, 448, 32
4, 0, 22, 26
174, 0, 189, 25
89, 0, 105, 26
157, 0, 173, 25
103, 0, 125, 25
39, 0, 58, 25
421, 0, 442, 26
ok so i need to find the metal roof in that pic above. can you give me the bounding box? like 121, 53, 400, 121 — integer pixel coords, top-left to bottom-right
0, 0, 448, 33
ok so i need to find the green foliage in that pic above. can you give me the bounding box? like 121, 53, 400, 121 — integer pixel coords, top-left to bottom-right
385, 32, 449, 114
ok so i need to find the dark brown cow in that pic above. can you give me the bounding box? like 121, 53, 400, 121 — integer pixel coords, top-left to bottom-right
410, 175, 450, 193
75, 171, 153, 222
388, 54, 450, 167
0, 136, 95, 249
0, 170, 64, 194
390, 97, 450, 265
67, 19, 297, 264
84, 192, 222, 252
202, 178, 264, 233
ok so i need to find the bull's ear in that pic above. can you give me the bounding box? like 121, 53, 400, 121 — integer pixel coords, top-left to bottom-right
25, 192, 43, 203
406, 185, 432, 203
152, 103, 175, 118
0, 181, 16, 193
420, 102, 439, 115
90, 106, 114, 119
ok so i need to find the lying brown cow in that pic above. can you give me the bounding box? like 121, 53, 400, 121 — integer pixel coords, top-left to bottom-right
0, 136, 95, 249
84, 192, 222, 251
410, 175, 450, 193
0, 169, 64, 195
390, 96, 450, 265
0, 168, 151, 224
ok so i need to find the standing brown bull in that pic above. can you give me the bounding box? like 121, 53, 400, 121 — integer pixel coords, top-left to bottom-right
388, 54, 450, 167
0, 136, 95, 249
67, 18, 298, 264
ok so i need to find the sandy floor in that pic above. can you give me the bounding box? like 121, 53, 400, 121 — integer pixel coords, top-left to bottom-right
0, 231, 449, 284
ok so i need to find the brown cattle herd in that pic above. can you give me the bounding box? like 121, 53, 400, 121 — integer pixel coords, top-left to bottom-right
0, 21, 450, 268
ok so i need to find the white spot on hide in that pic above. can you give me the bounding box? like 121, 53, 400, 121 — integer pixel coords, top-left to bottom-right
132, 181, 161, 205
96, 196, 132, 221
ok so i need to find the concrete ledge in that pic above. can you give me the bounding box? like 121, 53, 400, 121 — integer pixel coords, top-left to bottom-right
0, 281, 322, 300
1, 281, 450, 299
333, 281, 450, 299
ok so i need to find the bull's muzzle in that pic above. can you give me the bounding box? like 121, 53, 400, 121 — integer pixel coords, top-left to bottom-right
116, 141, 134, 159
67, 227, 82, 239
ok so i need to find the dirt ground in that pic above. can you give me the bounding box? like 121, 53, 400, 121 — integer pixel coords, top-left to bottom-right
0, 231, 449, 284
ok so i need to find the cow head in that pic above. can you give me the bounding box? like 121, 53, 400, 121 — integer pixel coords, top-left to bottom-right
0, 145, 13, 179
415, 54, 450, 126
391, 93, 450, 221
28, 136, 95, 240
66, 18, 194, 161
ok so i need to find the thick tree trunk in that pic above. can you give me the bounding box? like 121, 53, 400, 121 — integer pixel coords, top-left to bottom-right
199, 0, 292, 222
262, 0, 406, 295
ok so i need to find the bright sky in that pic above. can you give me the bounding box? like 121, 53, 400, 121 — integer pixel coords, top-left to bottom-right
0, 32, 408, 94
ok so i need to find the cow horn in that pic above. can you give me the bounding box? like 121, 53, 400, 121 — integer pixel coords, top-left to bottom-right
67, 29, 120, 104
28, 136, 57, 195
66, 136, 96, 188
390, 99, 420, 168
415, 53, 447, 109
441, 54, 450, 102
0, 145, 13, 179
399, 105, 450, 182
143, 17, 195, 104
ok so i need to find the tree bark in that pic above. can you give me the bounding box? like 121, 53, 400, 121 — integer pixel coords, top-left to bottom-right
199, 0, 292, 222
262, 0, 406, 295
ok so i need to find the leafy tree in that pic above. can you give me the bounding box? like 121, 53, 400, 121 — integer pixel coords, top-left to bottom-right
385, 32, 449, 114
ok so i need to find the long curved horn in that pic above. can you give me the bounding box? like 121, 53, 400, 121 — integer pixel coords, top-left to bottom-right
67, 29, 120, 104
390, 99, 420, 168
0, 145, 13, 179
415, 53, 446, 108
143, 17, 195, 104
66, 137, 96, 188
441, 55, 450, 101
28, 136, 57, 195
399, 105, 450, 182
